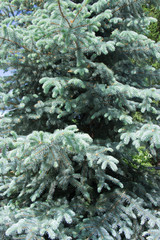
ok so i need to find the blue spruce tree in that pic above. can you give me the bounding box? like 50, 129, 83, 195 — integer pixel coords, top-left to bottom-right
0, 0, 160, 239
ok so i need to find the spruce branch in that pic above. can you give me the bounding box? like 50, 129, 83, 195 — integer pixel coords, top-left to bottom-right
2, 8, 10, 17
112, 0, 138, 14
8, 4, 15, 17
0, 37, 32, 52
58, 0, 71, 27
85, 190, 127, 240
71, 1, 88, 26
0, 38, 5, 48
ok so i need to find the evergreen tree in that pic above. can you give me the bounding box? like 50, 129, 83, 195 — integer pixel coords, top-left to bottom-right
0, 0, 160, 239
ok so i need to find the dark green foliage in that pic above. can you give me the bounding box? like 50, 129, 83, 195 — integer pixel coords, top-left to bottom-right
143, 5, 160, 71
144, 5, 160, 42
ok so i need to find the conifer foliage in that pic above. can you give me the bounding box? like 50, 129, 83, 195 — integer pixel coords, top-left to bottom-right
0, 0, 160, 239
